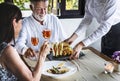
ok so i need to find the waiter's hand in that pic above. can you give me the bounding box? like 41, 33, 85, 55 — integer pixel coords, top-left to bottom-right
70, 42, 84, 59
24, 48, 35, 58
64, 33, 78, 45
64, 38, 73, 45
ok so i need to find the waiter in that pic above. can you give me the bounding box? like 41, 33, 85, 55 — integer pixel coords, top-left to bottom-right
65, 0, 120, 59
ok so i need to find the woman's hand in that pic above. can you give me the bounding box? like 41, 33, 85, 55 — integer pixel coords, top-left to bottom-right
24, 48, 35, 58
70, 42, 84, 59
39, 41, 50, 58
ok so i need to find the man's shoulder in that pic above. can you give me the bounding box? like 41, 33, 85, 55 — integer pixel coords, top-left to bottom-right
47, 14, 58, 18
22, 15, 33, 22
46, 14, 59, 21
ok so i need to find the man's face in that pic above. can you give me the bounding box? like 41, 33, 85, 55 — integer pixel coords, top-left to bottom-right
31, 1, 48, 21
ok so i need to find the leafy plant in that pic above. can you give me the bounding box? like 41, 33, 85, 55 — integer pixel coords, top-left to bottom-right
14, 0, 30, 10
0, 0, 4, 3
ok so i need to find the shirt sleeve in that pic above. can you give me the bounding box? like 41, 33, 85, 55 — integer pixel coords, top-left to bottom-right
15, 19, 28, 55
82, 0, 117, 46
53, 15, 67, 41
75, 2, 93, 36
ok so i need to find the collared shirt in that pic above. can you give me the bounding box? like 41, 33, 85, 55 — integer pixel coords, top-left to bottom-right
75, 0, 120, 46
15, 14, 67, 55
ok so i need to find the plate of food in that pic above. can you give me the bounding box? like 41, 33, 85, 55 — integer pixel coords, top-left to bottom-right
42, 61, 77, 78
47, 42, 85, 60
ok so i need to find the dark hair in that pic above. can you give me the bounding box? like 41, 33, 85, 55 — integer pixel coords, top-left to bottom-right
0, 3, 22, 45
4, 0, 14, 3
30, 0, 48, 3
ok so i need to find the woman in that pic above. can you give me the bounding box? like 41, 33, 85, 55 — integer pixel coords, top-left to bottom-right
0, 3, 50, 81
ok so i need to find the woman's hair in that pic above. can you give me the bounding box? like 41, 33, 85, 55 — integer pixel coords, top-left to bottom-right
0, 3, 22, 45
4, 0, 13, 3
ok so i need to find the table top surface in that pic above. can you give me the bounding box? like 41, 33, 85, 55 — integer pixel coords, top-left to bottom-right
22, 47, 120, 81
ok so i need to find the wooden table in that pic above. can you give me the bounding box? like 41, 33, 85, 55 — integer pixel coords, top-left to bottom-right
22, 47, 120, 81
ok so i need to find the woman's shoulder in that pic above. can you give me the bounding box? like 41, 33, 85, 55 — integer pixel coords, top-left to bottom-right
0, 42, 8, 56
0, 42, 16, 57
5, 44, 14, 52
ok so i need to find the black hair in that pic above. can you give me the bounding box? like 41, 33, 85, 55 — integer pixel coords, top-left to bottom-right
4, 0, 14, 3
0, 3, 22, 45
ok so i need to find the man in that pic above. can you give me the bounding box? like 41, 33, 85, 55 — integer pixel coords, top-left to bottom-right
65, 0, 120, 59
15, 0, 67, 57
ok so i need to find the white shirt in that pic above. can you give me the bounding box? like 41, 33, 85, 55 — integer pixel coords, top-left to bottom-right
75, 0, 120, 46
15, 14, 67, 55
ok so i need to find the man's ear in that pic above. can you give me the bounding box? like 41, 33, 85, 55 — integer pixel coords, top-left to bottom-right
30, 5, 33, 11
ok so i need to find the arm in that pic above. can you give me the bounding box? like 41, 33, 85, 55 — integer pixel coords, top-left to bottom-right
70, 0, 117, 59
82, 0, 117, 46
3, 42, 49, 81
65, 2, 93, 44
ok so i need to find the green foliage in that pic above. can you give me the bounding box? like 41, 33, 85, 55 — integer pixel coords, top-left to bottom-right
0, 0, 78, 11
66, 0, 78, 10
14, 0, 30, 10
0, 0, 30, 10
0, 0, 4, 3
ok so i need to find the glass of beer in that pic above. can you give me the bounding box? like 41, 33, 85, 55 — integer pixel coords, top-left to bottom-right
31, 37, 39, 46
42, 28, 52, 53
30, 37, 39, 60
42, 28, 51, 40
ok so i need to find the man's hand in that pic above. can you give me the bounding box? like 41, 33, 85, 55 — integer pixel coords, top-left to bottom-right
70, 42, 84, 59
64, 38, 73, 45
64, 33, 78, 45
24, 48, 35, 58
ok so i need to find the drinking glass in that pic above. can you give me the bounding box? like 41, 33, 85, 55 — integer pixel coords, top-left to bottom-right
42, 28, 51, 41
30, 37, 39, 60
31, 37, 39, 46
42, 27, 52, 53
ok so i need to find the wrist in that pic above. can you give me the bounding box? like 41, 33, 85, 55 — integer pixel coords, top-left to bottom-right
69, 33, 78, 43
39, 52, 46, 59
78, 42, 85, 47
71, 33, 78, 40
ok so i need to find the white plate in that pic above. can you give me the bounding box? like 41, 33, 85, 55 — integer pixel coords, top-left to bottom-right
42, 61, 77, 78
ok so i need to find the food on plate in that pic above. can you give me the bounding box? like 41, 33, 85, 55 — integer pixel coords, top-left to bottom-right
57, 62, 65, 67
47, 62, 69, 74
52, 42, 73, 57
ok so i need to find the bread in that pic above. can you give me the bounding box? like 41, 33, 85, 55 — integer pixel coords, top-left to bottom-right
52, 42, 73, 57
53, 43, 58, 56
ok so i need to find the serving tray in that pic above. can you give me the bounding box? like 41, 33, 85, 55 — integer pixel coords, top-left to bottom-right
47, 51, 85, 61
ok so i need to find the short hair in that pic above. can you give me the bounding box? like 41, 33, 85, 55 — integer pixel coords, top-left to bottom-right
0, 3, 22, 44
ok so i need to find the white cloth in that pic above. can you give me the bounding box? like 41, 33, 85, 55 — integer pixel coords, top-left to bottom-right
75, 0, 120, 46
15, 14, 67, 55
